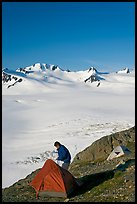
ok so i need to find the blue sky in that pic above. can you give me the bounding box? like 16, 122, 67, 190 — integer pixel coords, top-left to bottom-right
2, 2, 135, 72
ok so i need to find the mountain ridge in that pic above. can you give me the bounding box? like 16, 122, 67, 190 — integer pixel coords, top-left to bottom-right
2, 62, 134, 91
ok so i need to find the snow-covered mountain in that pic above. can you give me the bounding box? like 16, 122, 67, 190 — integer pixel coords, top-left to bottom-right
116, 67, 130, 74
2, 63, 104, 87
2, 62, 134, 94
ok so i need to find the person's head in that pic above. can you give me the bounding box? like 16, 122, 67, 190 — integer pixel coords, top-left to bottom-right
54, 141, 61, 150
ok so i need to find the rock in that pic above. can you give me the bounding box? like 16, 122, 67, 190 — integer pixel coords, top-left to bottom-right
71, 126, 135, 166
64, 198, 70, 202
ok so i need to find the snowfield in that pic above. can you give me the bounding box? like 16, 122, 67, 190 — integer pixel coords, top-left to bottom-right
2, 64, 135, 188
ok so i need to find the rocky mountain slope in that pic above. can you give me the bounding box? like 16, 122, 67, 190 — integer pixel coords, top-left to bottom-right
2, 126, 135, 202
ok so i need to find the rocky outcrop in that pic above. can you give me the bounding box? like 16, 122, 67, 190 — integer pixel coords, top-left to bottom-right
71, 126, 135, 164
2, 71, 23, 88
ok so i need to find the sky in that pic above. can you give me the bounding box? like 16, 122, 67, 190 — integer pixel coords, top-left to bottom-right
2, 2, 135, 72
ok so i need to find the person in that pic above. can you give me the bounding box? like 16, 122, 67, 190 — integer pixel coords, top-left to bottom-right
54, 141, 71, 170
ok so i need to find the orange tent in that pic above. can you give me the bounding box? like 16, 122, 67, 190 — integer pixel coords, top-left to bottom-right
29, 159, 78, 198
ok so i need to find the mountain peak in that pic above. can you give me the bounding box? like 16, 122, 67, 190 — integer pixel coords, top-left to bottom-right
88, 67, 97, 73
116, 67, 130, 74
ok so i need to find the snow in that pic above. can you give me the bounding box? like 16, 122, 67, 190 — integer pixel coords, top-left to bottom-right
117, 67, 129, 74
2, 64, 135, 188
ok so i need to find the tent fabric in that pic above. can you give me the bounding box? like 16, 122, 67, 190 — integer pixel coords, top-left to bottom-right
107, 145, 130, 160
29, 159, 77, 198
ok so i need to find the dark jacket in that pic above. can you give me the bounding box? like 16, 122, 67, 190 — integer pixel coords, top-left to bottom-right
57, 144, 71, 163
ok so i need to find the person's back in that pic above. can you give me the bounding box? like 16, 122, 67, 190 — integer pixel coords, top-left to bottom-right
58, 144, 71, 163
